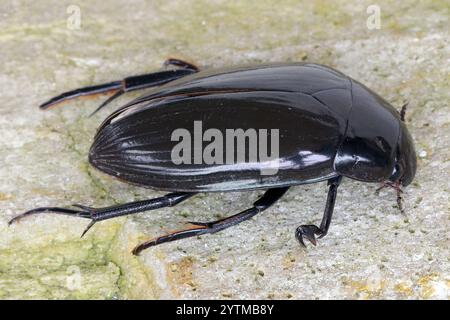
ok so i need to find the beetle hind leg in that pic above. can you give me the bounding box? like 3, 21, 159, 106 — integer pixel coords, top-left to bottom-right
132, 187, 289, 255
39, 58, 199, 114
295, 176, 342, 247
9, 192, 196, 237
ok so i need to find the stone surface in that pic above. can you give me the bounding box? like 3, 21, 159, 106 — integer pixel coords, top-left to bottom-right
0, 0, 448, 299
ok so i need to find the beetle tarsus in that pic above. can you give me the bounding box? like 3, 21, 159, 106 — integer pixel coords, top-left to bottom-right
132, 187, 289, 255
39, 81, 123, 110
132, 224, 209, 255
163, 58, 199, 72
295, 176, 342, 248
8, 206, 92, 226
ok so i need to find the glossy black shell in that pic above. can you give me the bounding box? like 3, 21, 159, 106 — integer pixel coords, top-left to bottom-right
89, 63, 416, 192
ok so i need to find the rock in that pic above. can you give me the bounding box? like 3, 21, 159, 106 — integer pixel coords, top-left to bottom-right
0, 0, 448, 299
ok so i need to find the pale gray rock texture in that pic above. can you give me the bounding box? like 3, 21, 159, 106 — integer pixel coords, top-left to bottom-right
0, 0, 448, 299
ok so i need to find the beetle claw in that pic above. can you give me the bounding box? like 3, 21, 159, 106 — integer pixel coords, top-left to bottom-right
70, 204, 99, 236
80, 220, 96, 238
295, 225, 323, 247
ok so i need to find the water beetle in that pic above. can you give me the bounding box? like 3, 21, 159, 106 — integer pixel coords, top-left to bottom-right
10, 59, 417, 255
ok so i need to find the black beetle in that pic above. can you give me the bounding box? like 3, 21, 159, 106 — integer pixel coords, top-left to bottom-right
10, 59, 417, 255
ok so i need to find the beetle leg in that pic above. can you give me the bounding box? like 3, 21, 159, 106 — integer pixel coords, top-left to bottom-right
9, 192, 196, 236
400, 101, 408, 122
375, 181, 405, 215
8, 207, 92, 224
163, 57, 199, 72
132, 187, 289, 255
392, 181, 405, 215
375, 181, 404, 194
295, 176, 342, 247
39, 58, 199, 113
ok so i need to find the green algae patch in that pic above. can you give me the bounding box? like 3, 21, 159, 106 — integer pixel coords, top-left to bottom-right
0, 220, 123, 299
106, 222, 168, 299
0, 262, 120, 299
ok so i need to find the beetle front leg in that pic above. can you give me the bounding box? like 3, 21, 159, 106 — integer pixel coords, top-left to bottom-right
295, 176, 342, 247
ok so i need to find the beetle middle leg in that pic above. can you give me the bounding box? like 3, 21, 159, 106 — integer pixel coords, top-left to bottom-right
132, 187, 290, 255
9, 192, 196, 237
295, 176, 342, 247
39, 58, 199, 114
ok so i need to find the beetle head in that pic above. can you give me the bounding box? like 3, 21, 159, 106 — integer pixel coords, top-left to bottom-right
388, 122, 417, 186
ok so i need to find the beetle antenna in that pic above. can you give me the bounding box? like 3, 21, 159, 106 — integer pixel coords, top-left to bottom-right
400, 101, 408, 122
